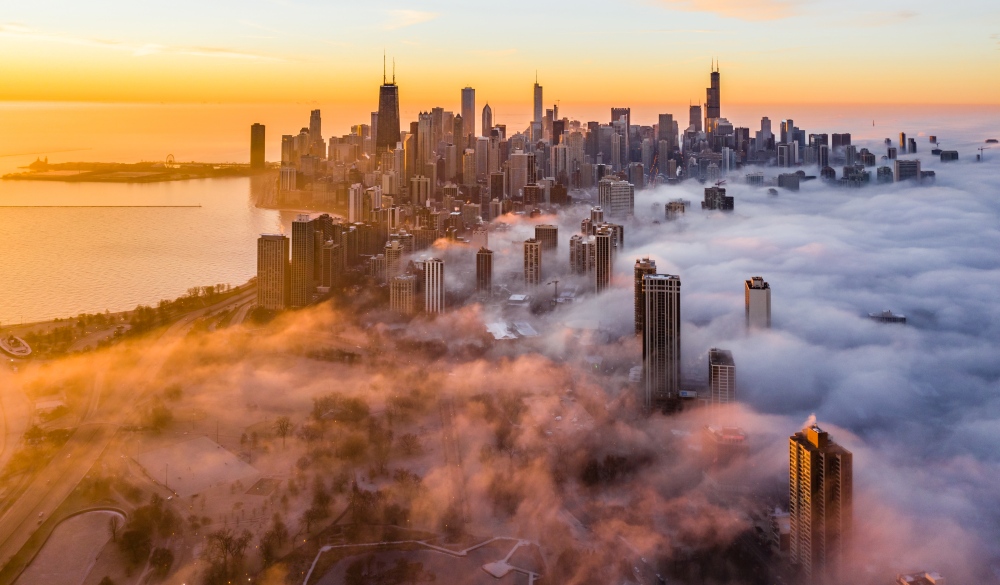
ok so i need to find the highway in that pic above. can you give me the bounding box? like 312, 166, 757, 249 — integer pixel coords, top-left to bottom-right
0, 288, 256, 577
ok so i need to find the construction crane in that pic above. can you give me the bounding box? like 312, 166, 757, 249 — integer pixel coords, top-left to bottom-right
979, 146, 989, 162
714, 179, 727, 187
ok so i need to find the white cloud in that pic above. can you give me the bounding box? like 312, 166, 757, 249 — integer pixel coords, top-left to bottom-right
0, 22, 282, 61
382, 9, 439, 30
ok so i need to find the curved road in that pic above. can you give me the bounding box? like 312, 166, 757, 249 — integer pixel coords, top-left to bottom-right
0, 288, 256, 577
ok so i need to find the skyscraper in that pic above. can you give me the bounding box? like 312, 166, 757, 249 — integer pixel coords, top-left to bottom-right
644, 274, 681, 410
894, 159, 922, 182
508, 150, 535, 200
309, 109, 322, 146
634, 257, 657, 336
524, 239, 541, 286
424, 258, 445, 313
452, 114, 465, 150
461, 87, 476, 142
390, 274, 416, 314
597, 177, 635, 218
257, 234, 290, 310
534, 224, 558, 251
745, 276, 771, 328
789, 424, 853, 580
476, 247, 493, 294
705, 61, 721, 133
533, 77, 543, 126
657, 114, 675, 153
376, 67, 400, 153
250, 123, 266, 170
291, 214, 315, 308
708, 348, 735, 406
595, 227, 614, 293
689, 105, 702, 133
481, 103, 492, 138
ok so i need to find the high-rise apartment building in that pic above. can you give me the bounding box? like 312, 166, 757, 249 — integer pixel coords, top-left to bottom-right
745, 276, 771, 328
634, 258, 657, 336
250, 123, 266, 169
597, 178, 635, 218
508, 150, 536, 200
789, 425, 853, 580
595, 227, 614, 293
534, 224, 558, 251
461, 87, 476, 142
569, 234, 596, 275
424, 258, 445, 313
384, 240, 403, 279
257, 234, 290, 310
476, 247, 493, 294
390, 274, 416, 314
291, 214, 315, 308
708, 348, 735, 406
644, 274, 682, 410
376, 74, 400, 154
524, 239, 541, 286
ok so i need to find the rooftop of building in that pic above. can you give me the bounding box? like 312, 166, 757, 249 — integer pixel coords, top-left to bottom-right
709, 348, 734, 366
746, 276, 769, 289
897, 571, 945, 585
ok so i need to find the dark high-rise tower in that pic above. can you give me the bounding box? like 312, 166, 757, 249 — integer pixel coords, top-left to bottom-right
634, 257, 657, 336
376, 58, 401, 154
461, 87, 476, 141
477, 247, 493, 293
533, 76, 543, 126
453, 114, 465, 150
309, 109, 322, 144
644, 274, 681, 410
705, 60, 721, 133
482, 103, 493, 138
250, 123, 266, 169
789, 424, 853, 580
689, 105, 702, 133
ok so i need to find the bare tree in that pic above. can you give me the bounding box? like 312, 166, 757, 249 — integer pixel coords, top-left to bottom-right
274, 416, 292, 449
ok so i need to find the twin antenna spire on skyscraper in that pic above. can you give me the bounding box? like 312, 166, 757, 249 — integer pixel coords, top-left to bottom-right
383, 51, 395, 85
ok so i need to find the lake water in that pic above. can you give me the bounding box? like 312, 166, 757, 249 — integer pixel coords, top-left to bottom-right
0, 178, 304, 324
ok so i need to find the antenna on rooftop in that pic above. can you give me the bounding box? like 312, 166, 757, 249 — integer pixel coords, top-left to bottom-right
383, 50, 386, 84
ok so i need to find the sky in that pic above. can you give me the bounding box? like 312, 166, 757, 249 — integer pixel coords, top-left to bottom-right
1, 0, 999, 109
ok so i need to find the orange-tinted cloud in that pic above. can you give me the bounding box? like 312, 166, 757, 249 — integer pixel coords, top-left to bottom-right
655, 0, 804, 21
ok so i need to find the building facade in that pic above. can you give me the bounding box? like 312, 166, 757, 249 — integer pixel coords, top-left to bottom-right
424, 258, 445, 313
708, 348, 735, 406
644, 274, 682, 410
745, 276, 772, 328
789, 425, 853, 581
634, 257, 657, 337
256, 234, 289, 310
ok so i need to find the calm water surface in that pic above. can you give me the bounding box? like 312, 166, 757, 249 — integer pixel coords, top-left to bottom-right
0, 179, 303, 324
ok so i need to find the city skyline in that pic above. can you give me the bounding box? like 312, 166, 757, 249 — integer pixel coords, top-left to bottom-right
1, 4, 998, 585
